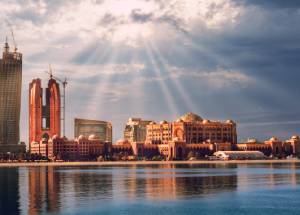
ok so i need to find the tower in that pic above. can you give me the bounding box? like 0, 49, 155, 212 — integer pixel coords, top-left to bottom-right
0, 38, 25, 153
29, 77, 61, 150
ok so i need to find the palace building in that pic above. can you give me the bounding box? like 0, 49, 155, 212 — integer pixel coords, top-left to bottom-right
236, 136, 300, 157
146, 112, 237, 145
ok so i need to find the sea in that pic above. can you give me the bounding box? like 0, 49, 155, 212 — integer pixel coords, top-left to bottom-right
1, 162, 300, 215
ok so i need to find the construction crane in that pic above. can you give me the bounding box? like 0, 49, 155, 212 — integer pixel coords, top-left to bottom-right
10, 27, 17, 52
45, 65, 68, 138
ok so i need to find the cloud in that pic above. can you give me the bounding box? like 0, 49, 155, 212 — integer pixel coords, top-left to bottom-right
169, 67, 253, 88
130, 9, 153, 23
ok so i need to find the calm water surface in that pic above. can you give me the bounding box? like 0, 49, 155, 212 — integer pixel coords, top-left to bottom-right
1, 163, 300, 215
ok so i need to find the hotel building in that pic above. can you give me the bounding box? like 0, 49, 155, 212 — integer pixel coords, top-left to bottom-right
29, 77, 61, 153
146, 112, 237, 145
74, 118, 112, 142
237, 136, 300, 157
123, 118, 152, 142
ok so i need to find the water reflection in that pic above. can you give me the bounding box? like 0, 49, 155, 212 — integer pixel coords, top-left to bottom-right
27, 167, 61, 214
0, 163, 300, 214
0, 168, 20, 215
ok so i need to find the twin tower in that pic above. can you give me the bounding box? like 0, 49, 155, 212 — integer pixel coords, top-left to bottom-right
29, 77, 61, 148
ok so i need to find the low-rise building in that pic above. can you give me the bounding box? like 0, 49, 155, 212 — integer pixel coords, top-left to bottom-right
237, 136, 300, 157
237, 138, 272, 156
31, 135, 112, 161
285, 135, 300, 155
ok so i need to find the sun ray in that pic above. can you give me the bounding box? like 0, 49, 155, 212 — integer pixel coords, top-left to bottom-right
142, 39, 179, 119
148, 40, 199, 114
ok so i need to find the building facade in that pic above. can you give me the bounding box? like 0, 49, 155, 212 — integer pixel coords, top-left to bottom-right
146, 112, 237, 145
237, 136, 300, 157
123, 118, 152, 142
74, 118, 112, 142
0, 39, 25, 153
31, 135, 112, 160
29, 78, 61, 151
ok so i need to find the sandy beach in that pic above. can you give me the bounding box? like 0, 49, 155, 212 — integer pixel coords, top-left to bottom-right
0, 159, 299, 167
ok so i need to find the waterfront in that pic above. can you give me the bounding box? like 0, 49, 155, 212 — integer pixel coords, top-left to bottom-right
1, 163, 300, 215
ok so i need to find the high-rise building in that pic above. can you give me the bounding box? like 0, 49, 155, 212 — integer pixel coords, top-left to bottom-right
0, 39, 25, 153
124, 118, 152, 143
29, 77, 61, 151
74, 118, 112, 142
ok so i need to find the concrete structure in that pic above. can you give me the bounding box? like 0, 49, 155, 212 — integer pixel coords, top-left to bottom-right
146, 112, 237, 145
214, 151, 266, 160
29, 78, 61, 151
123, 118, 152, 142
74, 118, 112, 142
0, 39, 25, 153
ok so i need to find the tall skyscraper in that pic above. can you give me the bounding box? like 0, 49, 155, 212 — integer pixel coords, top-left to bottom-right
0, 38, 25, 153
29, 77, 61, 150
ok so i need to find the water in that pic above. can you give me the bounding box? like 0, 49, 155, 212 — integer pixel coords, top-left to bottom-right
1, 163, 300, 215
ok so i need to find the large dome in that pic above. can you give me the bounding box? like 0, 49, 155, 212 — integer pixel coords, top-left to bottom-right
178, 112, 203, 122
269, 137, 279, 142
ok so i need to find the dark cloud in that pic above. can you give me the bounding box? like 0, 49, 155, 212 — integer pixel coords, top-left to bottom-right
130, 9, 153, 23
99, 13, 117, 26
234, 0, 300, 9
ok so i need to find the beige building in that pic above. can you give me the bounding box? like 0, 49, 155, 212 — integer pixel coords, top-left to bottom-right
147, 112, 237, 145
74, 118, 112, 142
237, 136, 300, 157
123, 118, 152, 142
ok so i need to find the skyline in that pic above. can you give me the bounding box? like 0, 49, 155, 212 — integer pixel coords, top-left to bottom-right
0, 0, 299, 143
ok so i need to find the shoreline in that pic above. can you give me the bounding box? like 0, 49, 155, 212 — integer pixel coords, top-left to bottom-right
0, 159, 300, 167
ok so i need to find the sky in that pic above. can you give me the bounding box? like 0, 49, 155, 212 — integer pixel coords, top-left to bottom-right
0, 0, 300, 144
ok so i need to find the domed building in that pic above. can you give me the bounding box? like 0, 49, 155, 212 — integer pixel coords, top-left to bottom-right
178, 112, 203, 122
285, 135, 300, 155
146, 112, 237, 145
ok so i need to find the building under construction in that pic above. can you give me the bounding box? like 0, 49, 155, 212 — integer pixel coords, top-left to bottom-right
29, 77, 61, 150
0, 38, 25, 154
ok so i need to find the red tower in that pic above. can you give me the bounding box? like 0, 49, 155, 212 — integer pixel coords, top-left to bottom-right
29, 78, 61, 150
